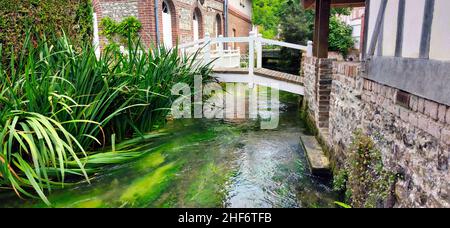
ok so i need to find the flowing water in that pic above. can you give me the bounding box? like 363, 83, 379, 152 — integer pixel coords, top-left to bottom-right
0, 84, 338, 208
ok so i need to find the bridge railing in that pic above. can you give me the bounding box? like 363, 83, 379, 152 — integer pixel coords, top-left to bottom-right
179, 30, 313, 76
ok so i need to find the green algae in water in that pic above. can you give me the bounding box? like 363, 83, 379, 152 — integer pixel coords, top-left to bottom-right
184, 162, 232, 207
120, 162, 181, 207
30, 188, 106, 208
71, 198, 104, 208
136, 152, 166, 170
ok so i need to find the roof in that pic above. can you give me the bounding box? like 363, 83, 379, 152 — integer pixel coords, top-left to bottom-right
302, 0, 366, 9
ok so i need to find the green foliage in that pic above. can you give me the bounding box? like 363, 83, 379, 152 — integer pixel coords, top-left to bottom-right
0, 0, 93, 64
252, 0, 285, 38
338, 130, 396, 208
334, 201, 352, 208
333, 169, 348, 192
279, 0, 314, 44
276, 0, 354, 56
0, 32, 213, 205
100, 16, 142, 45
328, 16, 355, 57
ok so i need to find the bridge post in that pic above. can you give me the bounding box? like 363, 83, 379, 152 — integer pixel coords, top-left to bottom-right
256, 33, 263, 69
249, 30, 256, 76
218, 35, 224, 55
307, 41, 313, 57
205, 32, 211, 65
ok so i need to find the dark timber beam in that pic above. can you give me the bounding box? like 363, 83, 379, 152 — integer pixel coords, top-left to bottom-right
302, 0, 365, 9
419, 0, 435, 59
313, 0, 331, 58
395, 0, 405, 57
361, 0, 370, 60
368, 0, 388, 57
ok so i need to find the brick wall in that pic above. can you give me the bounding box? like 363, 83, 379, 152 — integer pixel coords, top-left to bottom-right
303, 58, 450, 207
228, 7, 252, 53
94, 0, 232, 48
303, 57, 333, 130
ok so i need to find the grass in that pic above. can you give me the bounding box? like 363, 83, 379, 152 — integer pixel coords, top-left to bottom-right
0, 32, 214, 204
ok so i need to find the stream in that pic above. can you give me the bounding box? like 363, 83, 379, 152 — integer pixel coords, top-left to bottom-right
0, 84, 338, 208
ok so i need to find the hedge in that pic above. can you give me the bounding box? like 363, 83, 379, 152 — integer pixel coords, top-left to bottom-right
0, 0, 93, 63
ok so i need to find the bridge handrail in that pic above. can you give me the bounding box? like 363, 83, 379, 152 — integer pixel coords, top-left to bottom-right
258, 38, 308, 51
179, 30, 313, 74
211, 36, 251, 43
179, 38, 207, 49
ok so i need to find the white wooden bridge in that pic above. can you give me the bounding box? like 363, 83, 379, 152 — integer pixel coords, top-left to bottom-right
179, 30, 313, 95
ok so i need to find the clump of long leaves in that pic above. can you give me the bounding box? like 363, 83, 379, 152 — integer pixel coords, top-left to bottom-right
0, 33, 213, 204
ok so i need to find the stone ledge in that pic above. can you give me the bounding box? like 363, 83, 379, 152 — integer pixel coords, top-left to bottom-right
300, 135, 330, 176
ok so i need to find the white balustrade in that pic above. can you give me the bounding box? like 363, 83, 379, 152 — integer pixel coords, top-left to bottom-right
178, 29, 313, 75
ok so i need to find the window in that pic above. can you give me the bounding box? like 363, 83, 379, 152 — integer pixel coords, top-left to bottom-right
162, 1, 173, 48
162, 1, 169, 13
240, 0, 245, 7
232, 28, 237, 49
215, 14, 222, 37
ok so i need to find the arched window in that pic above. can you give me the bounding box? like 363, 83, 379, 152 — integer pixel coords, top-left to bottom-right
193, 12, 199, 41
232, 28, 237, 49
214, 14, 222, 37
192, 8, 203, 41
162, 1, 173, 48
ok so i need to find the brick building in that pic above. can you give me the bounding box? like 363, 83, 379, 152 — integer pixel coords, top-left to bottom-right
338, 7, 365, 51
92, 0, 253, 50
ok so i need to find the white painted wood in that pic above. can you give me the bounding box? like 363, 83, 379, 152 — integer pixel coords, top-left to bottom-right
429, 0, 450, 61
204, 33, 211, 64
179, 38, 206, 49
180, 33, 308, 71
257, 33, 263, 68
211, 50, 241, 68
162, 1, 173, 49
218, 35, 224, 54
259, 38, 307, 51
211, 36, 251, 43
249, 31, 256, 77
402, 0, 426, 58
307, 41, 313, 57
382, 0, 399, 57
214, 73, 305, 95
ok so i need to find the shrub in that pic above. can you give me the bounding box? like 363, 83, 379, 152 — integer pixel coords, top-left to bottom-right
100, 16, 142, 46
0, 0, 93, 64
328, 16, 355, 57
338, 130, 396, 208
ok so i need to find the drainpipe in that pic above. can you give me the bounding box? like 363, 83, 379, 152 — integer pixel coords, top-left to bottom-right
224, 0, 228, 38
155, 0, 160, 47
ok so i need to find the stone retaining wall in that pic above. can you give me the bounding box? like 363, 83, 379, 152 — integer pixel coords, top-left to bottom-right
303, 57, 450, 207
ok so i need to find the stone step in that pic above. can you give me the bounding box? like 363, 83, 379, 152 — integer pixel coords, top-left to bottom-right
300, 135, 330, 176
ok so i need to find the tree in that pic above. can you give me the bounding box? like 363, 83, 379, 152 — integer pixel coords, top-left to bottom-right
278, 0, 355, 56
252, 0, 285, 38
279, 0, 314, 44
